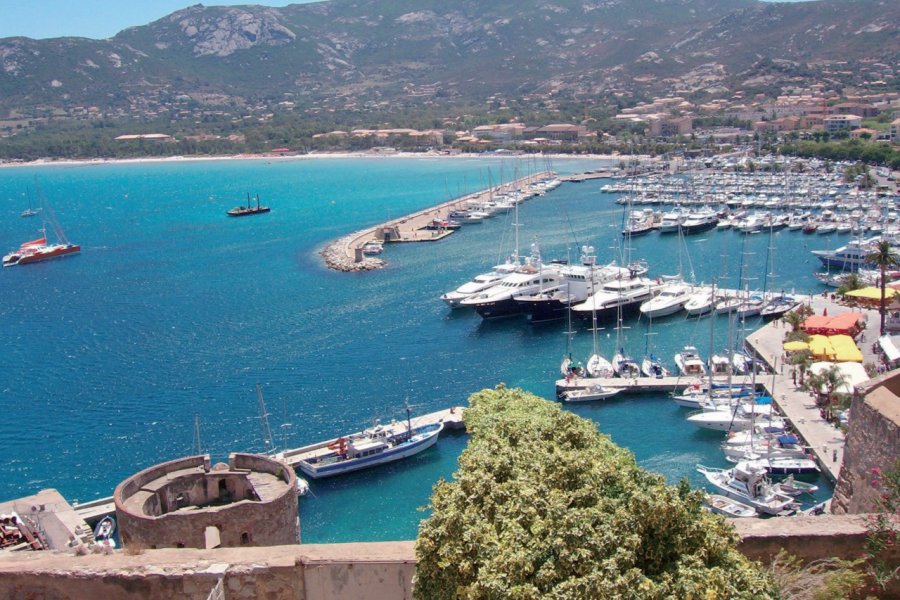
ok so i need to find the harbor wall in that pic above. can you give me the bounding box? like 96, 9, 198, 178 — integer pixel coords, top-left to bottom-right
832, 371, 900, 514
0, 518, 896, 599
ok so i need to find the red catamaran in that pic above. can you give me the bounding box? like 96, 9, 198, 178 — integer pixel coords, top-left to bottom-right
3, 185, 80, 267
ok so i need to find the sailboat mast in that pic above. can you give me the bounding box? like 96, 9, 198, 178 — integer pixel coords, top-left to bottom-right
193, 414, 202, 455
257, 383, 275, 455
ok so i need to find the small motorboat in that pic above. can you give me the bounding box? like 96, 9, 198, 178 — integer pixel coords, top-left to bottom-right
296, 476, 310, 497
704, 494, 757, 518
779, 474, 820, 496
561, 385, 621, 403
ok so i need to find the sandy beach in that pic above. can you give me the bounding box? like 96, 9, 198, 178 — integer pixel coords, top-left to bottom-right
0, 150, 644, 170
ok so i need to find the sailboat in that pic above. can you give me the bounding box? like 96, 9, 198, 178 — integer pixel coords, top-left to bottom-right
3, 183, 80, 267
20, 189, 40, 218
255, 385, 309, 496
227, 193, 271, 216
641, 318, 669, 378
611, 296, 640, 379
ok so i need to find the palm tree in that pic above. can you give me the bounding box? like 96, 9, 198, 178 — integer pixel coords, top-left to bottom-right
866, 240, 900, 335
782, 310, 805, 332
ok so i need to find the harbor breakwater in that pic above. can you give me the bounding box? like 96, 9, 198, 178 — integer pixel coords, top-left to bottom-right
320, 171, 555, 272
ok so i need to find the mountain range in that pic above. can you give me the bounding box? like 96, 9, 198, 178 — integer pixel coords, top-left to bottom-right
0, 0, 897, 120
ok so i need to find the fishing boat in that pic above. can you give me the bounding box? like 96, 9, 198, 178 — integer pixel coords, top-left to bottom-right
3, 188, 80, 267
704, 494, 757, 518
227, 193, 271, 216
295, 412, 443, 479
696, 462, 799, 516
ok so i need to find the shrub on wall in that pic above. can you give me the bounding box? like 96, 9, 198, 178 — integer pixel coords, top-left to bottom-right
415, 386, 776, 599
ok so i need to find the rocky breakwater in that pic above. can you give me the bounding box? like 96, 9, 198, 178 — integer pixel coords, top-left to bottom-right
321, 233, 385, 272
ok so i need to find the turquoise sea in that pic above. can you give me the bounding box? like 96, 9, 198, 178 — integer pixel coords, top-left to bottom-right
0, 156, 841, 542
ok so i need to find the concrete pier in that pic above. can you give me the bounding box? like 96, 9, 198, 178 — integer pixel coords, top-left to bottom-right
321, 172, 555, 272
555, 375, 758, 396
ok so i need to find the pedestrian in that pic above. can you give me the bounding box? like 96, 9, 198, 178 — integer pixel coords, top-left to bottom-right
832, 449, 838, 463
792, 370, 797, 385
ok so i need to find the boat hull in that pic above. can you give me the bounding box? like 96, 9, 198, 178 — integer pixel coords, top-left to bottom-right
3, 244, 81, 267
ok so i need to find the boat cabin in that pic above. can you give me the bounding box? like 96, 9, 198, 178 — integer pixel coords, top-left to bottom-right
347, 438, 389, 459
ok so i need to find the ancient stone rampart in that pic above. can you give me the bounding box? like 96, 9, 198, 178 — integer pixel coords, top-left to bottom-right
833, 371, 900, 514
0, 518, 897, 599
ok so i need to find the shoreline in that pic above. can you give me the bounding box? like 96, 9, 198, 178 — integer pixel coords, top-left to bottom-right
0, 150, 644, 170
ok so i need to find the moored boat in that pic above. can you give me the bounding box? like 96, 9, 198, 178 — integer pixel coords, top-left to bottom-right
227, 193, 270, 216
295, 418, 444, 479
561, 384, 621, 402
704, 494, 757, 518
696, 462, 799, 516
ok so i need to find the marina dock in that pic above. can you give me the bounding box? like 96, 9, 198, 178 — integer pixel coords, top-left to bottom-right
555, 375, 758, 395
321, 172, 555, 271
743, 295, 877, 483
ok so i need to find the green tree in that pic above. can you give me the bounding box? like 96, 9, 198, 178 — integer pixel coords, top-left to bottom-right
415, 386, 777, 599
836, 272, 864, 295
866, 240, 900, 335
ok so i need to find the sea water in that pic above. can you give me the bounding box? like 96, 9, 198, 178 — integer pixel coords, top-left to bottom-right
0, 157, 842, 542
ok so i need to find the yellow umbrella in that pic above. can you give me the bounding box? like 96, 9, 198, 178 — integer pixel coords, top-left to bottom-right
808, 335, 836, 359
783, 341, 809, 351
844, 286, 898, 300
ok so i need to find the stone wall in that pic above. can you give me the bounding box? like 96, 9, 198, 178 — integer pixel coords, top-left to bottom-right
0, 542, 415, 600
833, 371, 900, 514
0, 517, 897, 599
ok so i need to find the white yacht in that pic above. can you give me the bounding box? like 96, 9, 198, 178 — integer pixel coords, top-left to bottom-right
697, 462, 799, 515
679, 209, 718, 234
639, 282, 693, 318
572, 277, 661, 321
441, 262, 520, 308
686, 401, 785, 432
657, 208, 686, 234
515, 254, 629, 323
684, 288, 720, 316
461, 264, 564, 319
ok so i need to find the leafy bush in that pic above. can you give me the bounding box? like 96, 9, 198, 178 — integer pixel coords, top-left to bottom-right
415, 386, 776, 599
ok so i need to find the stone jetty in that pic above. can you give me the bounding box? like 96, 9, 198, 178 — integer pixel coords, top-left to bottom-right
321, 171, 556, 272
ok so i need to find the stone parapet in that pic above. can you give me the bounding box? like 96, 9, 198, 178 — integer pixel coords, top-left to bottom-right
833, 370, 900, 514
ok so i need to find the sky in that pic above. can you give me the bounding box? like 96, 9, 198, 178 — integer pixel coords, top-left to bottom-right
0, 0, 813, 40
0, 1, 323, 40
